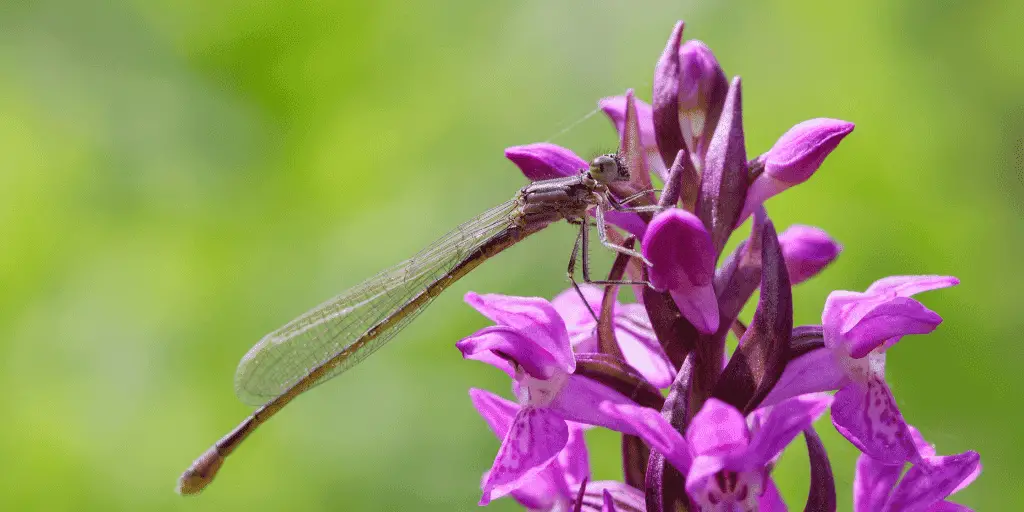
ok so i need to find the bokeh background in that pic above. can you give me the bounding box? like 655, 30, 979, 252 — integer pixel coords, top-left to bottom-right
1, 0, 1020, 510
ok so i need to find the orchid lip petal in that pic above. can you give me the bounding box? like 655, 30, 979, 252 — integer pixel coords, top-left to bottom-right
479, 407, 570, 505
885, 450, 981, 511
853, 453, 903, 512
832, 378, 918, 465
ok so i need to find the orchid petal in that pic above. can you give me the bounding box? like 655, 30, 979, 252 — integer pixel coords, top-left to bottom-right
832, 379, 917, 465
479, 407, 569, 505
457, 325, 563, 380
739, 118, 854, 222
549, 375, 644, 435
865, 275, 959, 297
505, 143, 587, 181
854, 453, 903, 512
758, 347, 849, 408
464, 292, 574, 375
745, 393, 832, 468
884, 451, 981, 512
642, 208, 719, 333
778, 225, 842, 285
599, 401, 693, 473
759, 478, 788, 512
687, 398, 749, 457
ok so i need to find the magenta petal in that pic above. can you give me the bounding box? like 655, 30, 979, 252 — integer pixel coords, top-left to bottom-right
599, 401, 692, 473
464, 292, 574, 375
778, 225, 842, 285
642, 209, 716, 289
687, 398, 749, 457
505, 143, 588, 181
885, 451, 981, 512
469, 388, 519, 438
457, 325, 564, 380
759, 478, 788, 512
843, 297, 943, 358
759, 347, 849, 407
614, 304, 674, 388
669, 285, 719, 335
853, 453, 903, 512
549, 375, 642, 435
560, 423, 590, 486
745, 393, 832, 468
642, 209, 719, 333
739, 119, 854, 222
761, 118, 855, 184
479, 407, 569, 505
866, 275, 959, 297
684, 454, 728, 501
832, 379, 917, 465
508, 465, 569, 511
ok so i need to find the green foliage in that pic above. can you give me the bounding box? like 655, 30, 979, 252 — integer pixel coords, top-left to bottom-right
0, 0, 1019, 509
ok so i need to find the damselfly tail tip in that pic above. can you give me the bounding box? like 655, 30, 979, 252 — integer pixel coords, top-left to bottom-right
176, 446, 224, 495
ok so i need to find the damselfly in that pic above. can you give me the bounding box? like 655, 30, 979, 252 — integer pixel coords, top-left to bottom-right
177, 153, 660, 494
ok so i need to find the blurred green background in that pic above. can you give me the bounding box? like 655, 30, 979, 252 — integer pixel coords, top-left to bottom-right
1, 0, 1020, 510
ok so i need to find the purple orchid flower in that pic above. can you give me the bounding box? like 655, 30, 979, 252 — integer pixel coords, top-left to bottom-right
762, 275, 958, 464
602, 393, 831, 510
739, 119, 856, 223
458, 19, 981, 512
854, 427, 981, 512
778, 224, 842, 285
641, 208, 719, 334
551, 285, 673, 388
457, 292, 655, 504
470, 388, 589, 510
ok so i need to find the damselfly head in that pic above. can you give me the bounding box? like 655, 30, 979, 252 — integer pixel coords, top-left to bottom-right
588, 153, 629, 183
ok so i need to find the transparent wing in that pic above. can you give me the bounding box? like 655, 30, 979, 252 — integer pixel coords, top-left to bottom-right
234, 199, 517, 406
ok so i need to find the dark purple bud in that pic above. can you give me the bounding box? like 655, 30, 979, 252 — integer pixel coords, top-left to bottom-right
652, 21, 687, 169
505, 143, 588, 181
739, 119, 854, 221
713, 216, 793, 413
778, 225, 842, 285
695, 76, 748, 259
678, 40, 728, 158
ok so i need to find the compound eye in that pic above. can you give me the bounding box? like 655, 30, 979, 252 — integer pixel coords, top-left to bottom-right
589, 154, 619, 182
